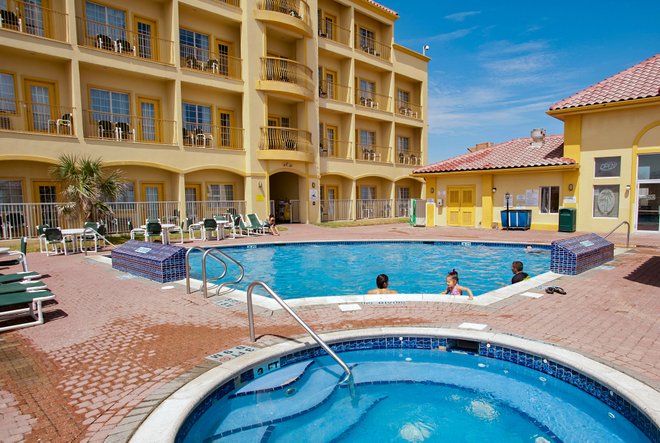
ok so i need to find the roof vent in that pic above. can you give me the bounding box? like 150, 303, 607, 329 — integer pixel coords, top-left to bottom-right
530, 128, 546, 148
468, 142, 493, 153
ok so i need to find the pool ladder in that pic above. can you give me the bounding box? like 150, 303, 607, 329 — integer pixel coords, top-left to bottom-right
247, 281, 354, 386
184, 246, 244, 298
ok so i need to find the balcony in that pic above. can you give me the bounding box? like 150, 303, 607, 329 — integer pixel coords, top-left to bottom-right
0, 100, 75, 136
317, 20, 350, 46
396, 100, 422, 120
356, 144, 391, 163
182, 123, 244, 150
255, 0, 312, 36
211, 0, 241, 8
319, 80, 351, 104
355, 34, 391, 62
82, 110, 177, 145
180, 44, 241, 80
76, 18, 174, 65
396, 150, 422, 166
319, 138, 351, 159
259, 57, 314, 98
258, 126, 313, 162
355, 90, 391, 112
0, 1, 68, 42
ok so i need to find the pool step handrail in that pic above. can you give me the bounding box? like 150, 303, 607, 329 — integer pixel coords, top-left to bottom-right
246, 281, 353, 385
186, 246, 242, 297
203, 248, 244, 298
603, 220, 630, 248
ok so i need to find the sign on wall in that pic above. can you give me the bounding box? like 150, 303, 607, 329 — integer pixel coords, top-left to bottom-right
595, 156, 621, 177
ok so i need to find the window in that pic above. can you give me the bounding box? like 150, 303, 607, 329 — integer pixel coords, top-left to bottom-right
360, 186, 376, 200
90, 88, 130, 123
0, 73, 16, 113
136, 18, 155, 59
85, 1, 126, 41
359, 27, 375, 50
397, 89, 410, 105
594, 156, 621, 178
180, 29, 209, 62
114, 182, 135, 207
183, 103, 211, 132
593, 185, 619, 218
218, 110, 232, 147
539, 186, 559, 214
23, 0, 46, 37
397, 136, 410, 154
325, 70, 336, 99
638, 154, 660, 180
207, 184, 234, 201
359, 130, 375, 147
359, 79, 375, 99
0, 180, 23, 203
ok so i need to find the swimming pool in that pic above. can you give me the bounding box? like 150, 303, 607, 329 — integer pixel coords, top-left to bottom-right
187, 241, 550, 298
174, 335, 654, 443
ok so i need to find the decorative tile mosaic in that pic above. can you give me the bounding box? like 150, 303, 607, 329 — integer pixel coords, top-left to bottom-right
112, 240, 186, 283
176, 336, 658, 443
550, 234, 614, 275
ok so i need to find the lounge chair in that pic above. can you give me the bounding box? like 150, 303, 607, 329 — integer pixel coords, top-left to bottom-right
0, 290, 55, 333
0, 237, 28, 271
224, 213, 240, 239
237, 215, 257, 236
0, 281, 47, 294
0, 272, 42, 284
247, 214, 267, 235
202, 218, 221, 241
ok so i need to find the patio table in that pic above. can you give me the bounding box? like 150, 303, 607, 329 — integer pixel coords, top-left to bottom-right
61, 228, 86, 253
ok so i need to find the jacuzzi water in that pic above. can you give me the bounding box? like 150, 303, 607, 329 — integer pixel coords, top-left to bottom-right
179, 348, 649, 442
188, 241, 550, 298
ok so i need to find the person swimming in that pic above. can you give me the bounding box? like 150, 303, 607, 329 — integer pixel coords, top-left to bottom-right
441, 269, 473, 300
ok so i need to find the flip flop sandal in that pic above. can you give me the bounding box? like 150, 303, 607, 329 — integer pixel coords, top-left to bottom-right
553, 287, 567, 295
545, 287, 555, 294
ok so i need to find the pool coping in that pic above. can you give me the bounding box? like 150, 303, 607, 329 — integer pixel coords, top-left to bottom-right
129, 327, 660, 443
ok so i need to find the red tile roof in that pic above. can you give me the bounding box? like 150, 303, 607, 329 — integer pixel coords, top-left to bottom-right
364, 0, 398, 16
413, 134, 575, 174
550, 54, 660, 110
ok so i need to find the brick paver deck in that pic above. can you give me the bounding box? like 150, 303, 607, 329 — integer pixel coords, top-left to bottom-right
0, 224, 658, 442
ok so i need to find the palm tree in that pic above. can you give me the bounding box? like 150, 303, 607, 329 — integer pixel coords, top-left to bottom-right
50, 154, 125, 222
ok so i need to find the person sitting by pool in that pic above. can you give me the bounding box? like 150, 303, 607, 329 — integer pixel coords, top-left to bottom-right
511, 260, 530, 284
265, 214, 280, 236
524, 245, 543, 254
441, 269, 473, 300
367, 274, 398, 294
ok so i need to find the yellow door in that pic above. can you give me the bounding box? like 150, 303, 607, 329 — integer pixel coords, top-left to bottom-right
185, 183, 202, 221
140, 182, 165, 221
32, 181, 60, 227
137, 97, 161, 143
446, 186, 475, 227
24, 79, 57, 133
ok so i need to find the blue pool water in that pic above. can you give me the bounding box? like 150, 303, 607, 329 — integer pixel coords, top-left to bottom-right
180, 348, 650, 442
188, 241, 550, 298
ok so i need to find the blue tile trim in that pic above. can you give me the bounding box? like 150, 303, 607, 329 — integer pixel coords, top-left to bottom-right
176, 336, 658, 443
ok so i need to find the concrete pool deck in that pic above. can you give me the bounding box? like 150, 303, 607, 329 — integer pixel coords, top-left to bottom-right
0, 223, 659, 442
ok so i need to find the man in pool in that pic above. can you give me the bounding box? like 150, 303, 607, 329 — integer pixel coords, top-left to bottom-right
368, 274, 398, 294
511, 261, 530, 284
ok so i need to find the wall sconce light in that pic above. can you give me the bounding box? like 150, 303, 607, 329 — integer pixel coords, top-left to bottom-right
258, 181, 263, 189
430, 187, 435, 194
626, 184, 631, 191
312, 182, 316, 189
568, 184, 574, 192
492, 187, 497, 193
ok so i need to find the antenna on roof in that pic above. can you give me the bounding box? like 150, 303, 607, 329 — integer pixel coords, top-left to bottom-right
422, 45, 430, 56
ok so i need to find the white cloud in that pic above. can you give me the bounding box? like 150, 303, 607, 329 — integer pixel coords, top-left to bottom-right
402, 27, 477, 46
445, 11, 481, 22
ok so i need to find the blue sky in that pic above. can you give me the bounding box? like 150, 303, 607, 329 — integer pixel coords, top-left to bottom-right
383, 0, 660, 163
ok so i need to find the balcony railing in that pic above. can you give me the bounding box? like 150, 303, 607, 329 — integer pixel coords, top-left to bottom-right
394, 199, 410, 218
212, 0, 241, 7
320, 199, 352, 222
76, 17, 174, 65
260, 126, 312, 152
356, 143, 391, 163
182, 124, 244, 150
0, 100, 74, 135
0, 0, 68, 42
258, 0, 312, 29
319, 138, 351, 159
180, 44, 241, 80
355, 34, 391, 61
261, 57, 314, 92
318, 19, 350, 46
355, 90, 391, 112
356, 199, 393, 219
319, 80, 351, 103
396, 100, 422, 120
185, 201, 246, 222
395, 150, 422, 166
82, 110, 177, 144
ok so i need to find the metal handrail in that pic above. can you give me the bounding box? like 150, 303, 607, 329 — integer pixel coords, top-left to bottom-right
186, 246, 228, 296
246, 281, 353, 384
204, 249, 244, 297
604, 220, 631, 248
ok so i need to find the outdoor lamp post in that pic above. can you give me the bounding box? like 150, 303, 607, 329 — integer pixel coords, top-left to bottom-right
505, 192, 511, 229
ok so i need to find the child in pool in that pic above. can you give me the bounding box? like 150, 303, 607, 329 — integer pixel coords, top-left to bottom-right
441, 269, 474, 300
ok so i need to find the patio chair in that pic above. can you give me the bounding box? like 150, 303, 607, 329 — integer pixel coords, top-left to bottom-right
96, 34, 114, 51
0, 281, 47, 294
0, 10, 20, 31
221, 213, 239, 239
247, 214, 267, 235
0, 237, 28, 271
0, 290, 56, 333
145, 222, 166, 243
80, 222, 105, 252
36, 224, 50, 253
202, 218, 220, 241
146, 218, 161, 224
48, 113, 72, 135
44, 228, 70, 256
237, 215, 256, 236
0, 272, 42, 284
116, 38, 135, 56
187, 217, 202, 241
98, 120, 114, 139
167, 222, 185, 245
128, 220, 146, 240
115, 121, 135, 141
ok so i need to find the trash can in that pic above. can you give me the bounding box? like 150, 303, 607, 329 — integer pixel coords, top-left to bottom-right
558, 208, 576, 232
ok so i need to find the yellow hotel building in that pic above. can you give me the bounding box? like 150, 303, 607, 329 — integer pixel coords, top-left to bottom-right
0, 0, 428, 236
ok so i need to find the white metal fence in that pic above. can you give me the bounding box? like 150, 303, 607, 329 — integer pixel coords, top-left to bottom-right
321, 199, 353, 221
356, 199, 394, 219
185, 201, 246, 223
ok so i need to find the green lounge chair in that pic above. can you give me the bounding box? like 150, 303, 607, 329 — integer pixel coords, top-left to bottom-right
247, 214, 267, 235
0, 290, 55, 332
0, 272, 41, 284
0, 237, 28, 271
0, 281, 47, 294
